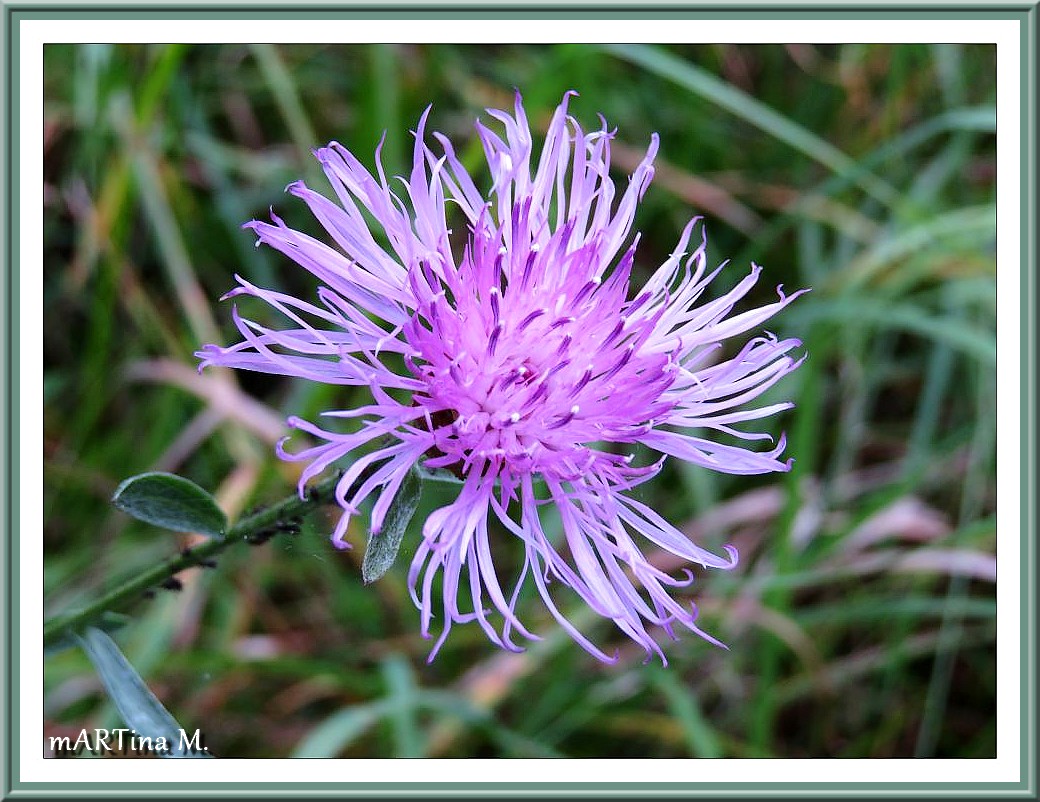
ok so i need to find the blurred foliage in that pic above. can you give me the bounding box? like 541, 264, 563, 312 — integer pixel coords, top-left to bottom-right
43, 43, 996, 759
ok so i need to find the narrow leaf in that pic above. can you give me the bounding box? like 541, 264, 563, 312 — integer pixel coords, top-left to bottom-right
75, 627, 212, 758
381, 655, 424, 757
45, 611, 130, 657
651, 668, 722, 758
362, 468, 422, 584
414, 460, 464, 485
112, 471, 226, 537
291, 701, 392, 758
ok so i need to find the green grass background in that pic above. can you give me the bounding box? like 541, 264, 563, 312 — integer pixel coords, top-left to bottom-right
42, 43, 997, 759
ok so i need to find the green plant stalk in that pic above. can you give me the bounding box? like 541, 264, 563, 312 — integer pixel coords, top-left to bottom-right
43, 471, 347, 647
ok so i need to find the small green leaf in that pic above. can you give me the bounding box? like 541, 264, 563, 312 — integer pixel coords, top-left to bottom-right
75, 627, 212, 758
414, 460, 464, 485
112, 472, 226, 537
362, 468, 422, 585
45, 611, 131, 657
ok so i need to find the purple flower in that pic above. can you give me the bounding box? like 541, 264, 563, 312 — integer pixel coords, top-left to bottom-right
198, 91, 807, 664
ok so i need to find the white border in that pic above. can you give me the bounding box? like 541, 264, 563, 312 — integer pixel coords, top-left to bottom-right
21, 16, 1022, 786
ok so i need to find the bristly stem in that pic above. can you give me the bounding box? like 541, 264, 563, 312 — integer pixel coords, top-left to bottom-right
43, 470, 348, 648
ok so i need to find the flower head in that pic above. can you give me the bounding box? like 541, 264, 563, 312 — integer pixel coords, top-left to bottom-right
198, 91, 807, 663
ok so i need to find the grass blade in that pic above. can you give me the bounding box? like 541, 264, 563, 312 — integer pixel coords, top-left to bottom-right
601, 44, 901, 207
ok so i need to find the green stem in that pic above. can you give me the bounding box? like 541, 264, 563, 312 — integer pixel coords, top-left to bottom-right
44, 470, 347, 647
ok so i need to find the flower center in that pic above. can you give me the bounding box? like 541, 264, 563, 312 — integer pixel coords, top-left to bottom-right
405, 280, 672, 482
